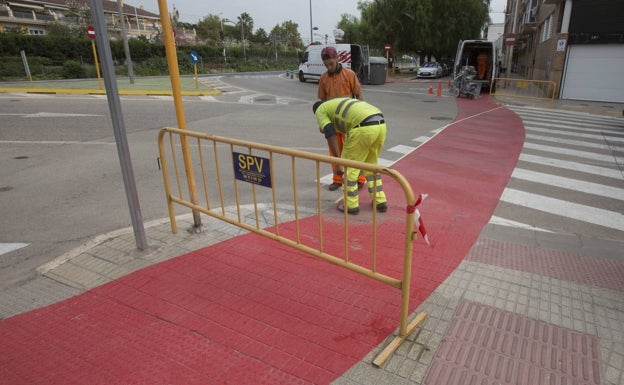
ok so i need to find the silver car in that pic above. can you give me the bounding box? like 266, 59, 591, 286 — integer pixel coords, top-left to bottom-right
417, 62, 443, 79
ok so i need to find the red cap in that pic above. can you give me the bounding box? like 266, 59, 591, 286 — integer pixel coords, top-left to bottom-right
321, 46, 337, 60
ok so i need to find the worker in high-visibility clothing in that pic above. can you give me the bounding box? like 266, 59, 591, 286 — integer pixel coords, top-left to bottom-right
317, 46, 366, 191
312, 98, 388, 215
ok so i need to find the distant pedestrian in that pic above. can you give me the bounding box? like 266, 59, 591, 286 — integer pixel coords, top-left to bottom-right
312, 98, 388, 215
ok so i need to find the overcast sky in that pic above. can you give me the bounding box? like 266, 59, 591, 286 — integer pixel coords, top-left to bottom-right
141, 0, 507, 44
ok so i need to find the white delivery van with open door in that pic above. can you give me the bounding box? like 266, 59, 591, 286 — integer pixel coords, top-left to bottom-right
453, 40, 497, 91
298, 44, 366, 83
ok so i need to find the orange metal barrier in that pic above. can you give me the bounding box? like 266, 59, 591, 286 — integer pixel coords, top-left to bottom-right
157, 127, 428, 366
491, 77, 557, 104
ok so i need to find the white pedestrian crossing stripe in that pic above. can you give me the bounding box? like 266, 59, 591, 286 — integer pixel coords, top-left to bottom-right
0, 243, 28, 256
490, 106, 624, 237
500, 188, 624, 231
519, 153, 622, 179
511, 168, 624, 200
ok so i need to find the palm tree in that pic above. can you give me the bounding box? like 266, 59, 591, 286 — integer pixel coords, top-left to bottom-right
237, 12, 254, 61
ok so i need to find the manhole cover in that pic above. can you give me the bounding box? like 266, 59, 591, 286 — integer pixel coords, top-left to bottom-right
430, 116, 453, 121
422, 100, 437, 103
0, 186, 13, 192
14, 156, 29, 159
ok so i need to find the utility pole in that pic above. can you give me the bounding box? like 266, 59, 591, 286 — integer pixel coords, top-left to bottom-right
309, 0, 313, 45
241, 23, 246, 61
87, 0, 147, 250
117, 0, 134, 84
220, 18, 226, 63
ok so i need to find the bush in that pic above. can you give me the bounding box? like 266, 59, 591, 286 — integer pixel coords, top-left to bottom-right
62, 60, 86, 78
0, 32, 303, 79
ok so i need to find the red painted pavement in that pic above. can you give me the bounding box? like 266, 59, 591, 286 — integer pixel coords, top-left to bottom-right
0, 97, 524, 384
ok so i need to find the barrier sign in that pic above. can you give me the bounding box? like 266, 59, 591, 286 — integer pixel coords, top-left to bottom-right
233, 152, 272, 188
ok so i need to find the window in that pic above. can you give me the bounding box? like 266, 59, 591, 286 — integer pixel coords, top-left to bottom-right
29, 29, 45, 35
540, 15, 553, 42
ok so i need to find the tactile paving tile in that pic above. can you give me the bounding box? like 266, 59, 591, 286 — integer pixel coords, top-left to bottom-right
467, 238, 624, 292
423, 300, 602, 385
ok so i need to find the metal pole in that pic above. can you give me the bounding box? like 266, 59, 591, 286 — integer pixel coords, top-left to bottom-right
221, 18, 226, 64
241, 23, 246, 61
117, 0, 134, 84
156, 0, 202, 229
309, 0, 313, 44
87, 0, 147, 250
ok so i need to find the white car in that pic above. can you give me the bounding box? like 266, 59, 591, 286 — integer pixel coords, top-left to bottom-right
417, 62, 443, 79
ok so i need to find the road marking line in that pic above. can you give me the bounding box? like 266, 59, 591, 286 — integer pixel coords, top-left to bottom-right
0, 243, 28, 256
388, 144, 416, 154
523, 142, 616, 163
500, 188, 624, 231
512, 168, 624, 200
519, 153, 623, 179
525, 133, 610, 150
526, 126, 624, 144
488, 216, 553, 232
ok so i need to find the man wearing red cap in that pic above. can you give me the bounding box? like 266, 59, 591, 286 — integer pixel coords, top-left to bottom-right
317, 46, 366, 191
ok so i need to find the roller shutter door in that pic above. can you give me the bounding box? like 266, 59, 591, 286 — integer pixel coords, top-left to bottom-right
561, 44, 624, 102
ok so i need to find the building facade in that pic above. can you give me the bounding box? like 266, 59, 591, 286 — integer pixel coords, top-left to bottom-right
0, 0, 162, 40
503, 0, 623, 102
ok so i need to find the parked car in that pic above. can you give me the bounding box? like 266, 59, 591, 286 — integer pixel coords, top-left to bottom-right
439, 62, 451, 77
416, 62, 443, 79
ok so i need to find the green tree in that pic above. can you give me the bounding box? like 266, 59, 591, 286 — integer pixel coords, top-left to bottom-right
358, 0, 489, 60
269, 21, 304, 50
63, 0, 92, 37
336, 14, 362, 44
251, 28, 269, 45
195, 14, 222, 44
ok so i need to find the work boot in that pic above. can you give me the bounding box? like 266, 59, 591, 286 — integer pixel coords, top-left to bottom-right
337, 204, 359, 215
373, 202, 388, 213
328, 182, 342, 191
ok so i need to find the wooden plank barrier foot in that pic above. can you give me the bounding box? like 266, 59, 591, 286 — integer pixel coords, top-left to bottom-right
372, 311, 428, 368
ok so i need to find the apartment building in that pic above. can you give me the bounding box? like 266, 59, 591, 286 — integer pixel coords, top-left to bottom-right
503, 0, 623, 102
0, 0, 162, 40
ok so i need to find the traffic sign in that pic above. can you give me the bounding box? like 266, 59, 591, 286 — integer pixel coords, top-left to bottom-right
190, 51, 199, 64
86, 25, 95, 40
504, 34, 516, 45
384, 44, 392, 51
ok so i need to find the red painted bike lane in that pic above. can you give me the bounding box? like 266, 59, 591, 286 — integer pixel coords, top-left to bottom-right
0, 97, 524, 385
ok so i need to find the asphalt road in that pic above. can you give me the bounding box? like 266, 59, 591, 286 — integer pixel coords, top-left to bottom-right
0, 73, 458, 290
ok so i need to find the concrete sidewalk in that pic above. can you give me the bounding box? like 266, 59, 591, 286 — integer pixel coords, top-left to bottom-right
1, 83, 623, 385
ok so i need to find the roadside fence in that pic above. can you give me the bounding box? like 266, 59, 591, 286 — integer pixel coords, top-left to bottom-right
491, 77, 557, 104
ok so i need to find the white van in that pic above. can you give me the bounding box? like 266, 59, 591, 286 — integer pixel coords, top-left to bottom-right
453, 40, 497, 90
297, 44, 366, 83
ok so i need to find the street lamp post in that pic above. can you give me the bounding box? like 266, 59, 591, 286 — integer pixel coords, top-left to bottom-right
222, 18, 244, 62
220, 18, 226, 63
309, 0, 313, 45
240, 23, 246, 61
